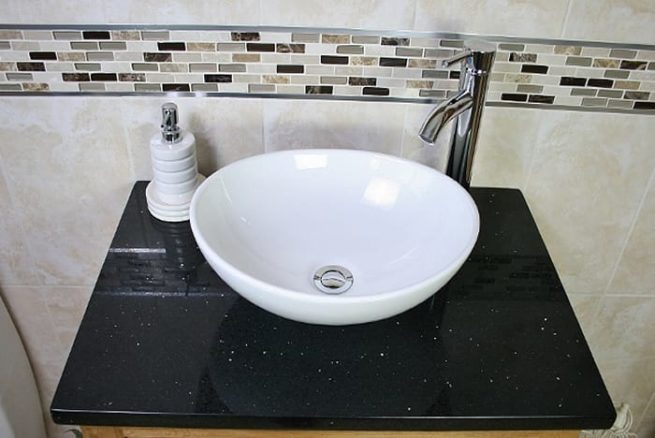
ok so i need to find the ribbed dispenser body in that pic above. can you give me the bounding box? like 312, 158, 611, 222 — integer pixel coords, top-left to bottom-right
146, 130, 205, 222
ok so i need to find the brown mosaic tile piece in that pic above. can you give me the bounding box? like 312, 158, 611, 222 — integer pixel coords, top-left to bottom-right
263, 75, 290, 84
348, 77, 376, 86
233, 53, 260, 63
554, 46, 582, 55
62, 72, 90, 81
231, 32, 260, 41
112, 31, 140, 40
306, 85, 333, 94
17, 62, 45, 71
593, 58, 620, 68
614, 80, 640, 89
620, 60, 647, 70
351, 56, 377, 66
509, 53, 537, 62
624, 91, 650, 100
22, 82, 49, 91
381, 37, 409, 46
0, 62, 16, 71
119, 73, 145, 82
0, 30, 22, 40
276, 43, 305, 53
187, 42, 216, 52
322, 34, 349, 44
407, 80, 434, 89
144, 53, 171, 62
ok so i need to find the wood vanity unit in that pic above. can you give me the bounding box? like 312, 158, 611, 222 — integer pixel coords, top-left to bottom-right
52, 183, 615, 437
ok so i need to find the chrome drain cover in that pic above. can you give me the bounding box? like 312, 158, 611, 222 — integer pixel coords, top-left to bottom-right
313, 265, 353, 295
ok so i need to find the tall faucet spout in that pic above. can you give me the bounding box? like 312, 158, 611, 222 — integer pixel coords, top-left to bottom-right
418, 90, 473, 145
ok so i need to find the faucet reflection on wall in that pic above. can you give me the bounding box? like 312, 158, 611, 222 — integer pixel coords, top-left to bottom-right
418, 40, 496, 190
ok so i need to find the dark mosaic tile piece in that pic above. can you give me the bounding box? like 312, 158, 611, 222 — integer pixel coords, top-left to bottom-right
381, 37, 409, 46
29, 51, 56, 60
231, 32, 260, 41
620, 60, 647, 70
162, 83, 190, 91
348, 77, 376, 86
82, 31, 110, 40
634, 101, 655, 109
560, 76, 587, 86
276, 43, 305, 53
158, 42, 186, 51
246, 43, 275, 52
587, 78, 613, 88
528, 95, 555, 104
379, 57, 407, 67
17, 62, 45, 71
204, 74, 232, 83
119, 73, 146, 82
363, 86, 389, 96
305, 85, 333, 94
277, 64, 304, 74
144, 52, 171, 62
522, 64, 548, 74
321, 55, 348, 65
449, 71, 460, 79
91, 73, 117, 81
62, 72, 90, 81
624, 91, 650, 100
501, 93, 528, 102
509, 53, 537, 62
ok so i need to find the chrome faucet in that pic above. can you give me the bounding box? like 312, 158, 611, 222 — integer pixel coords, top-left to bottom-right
418, 40, 496, 189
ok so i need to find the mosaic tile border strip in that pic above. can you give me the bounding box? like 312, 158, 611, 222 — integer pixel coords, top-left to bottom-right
0, 25, 654, 113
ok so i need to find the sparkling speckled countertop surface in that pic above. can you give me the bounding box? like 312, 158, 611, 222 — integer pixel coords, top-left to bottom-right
51, 182, 615, 431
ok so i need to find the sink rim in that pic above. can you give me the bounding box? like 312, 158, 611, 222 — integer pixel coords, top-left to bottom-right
190, 149, 480, 306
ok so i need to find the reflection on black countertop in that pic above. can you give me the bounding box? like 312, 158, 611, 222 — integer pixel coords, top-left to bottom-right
51, 182, 616, 431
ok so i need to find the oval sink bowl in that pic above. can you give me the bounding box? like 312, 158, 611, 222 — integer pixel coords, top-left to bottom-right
190, 149, 479, 325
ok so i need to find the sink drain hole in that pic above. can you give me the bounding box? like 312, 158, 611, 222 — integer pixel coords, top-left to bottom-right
313, 265, 353, 295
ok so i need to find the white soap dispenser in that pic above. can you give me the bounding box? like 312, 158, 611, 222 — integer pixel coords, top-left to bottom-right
145, 102, 205, 222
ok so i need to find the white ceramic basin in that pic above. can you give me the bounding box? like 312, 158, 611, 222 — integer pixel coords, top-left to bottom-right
190, 149, 479, 325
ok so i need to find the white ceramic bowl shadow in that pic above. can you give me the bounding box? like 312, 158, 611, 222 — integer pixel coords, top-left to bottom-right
190, 149, 479, 325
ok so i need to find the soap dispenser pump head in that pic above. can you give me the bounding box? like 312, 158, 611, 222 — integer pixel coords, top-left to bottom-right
161, 102, 181, 144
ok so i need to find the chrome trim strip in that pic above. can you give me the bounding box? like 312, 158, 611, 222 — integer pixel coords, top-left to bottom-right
0, 91, 652, 115
1, 23, 654, 51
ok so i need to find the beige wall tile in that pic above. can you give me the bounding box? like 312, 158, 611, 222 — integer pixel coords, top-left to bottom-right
414, 0, 569, 38
594, 356, 655, 431
261, 0, 416, 30
262, 99, 405, 155
609, 172, 655, 295
523, 111, 655, 294
585, 296, 655, 363
564, 0, 655, 45
0, 165, 41, 286
121, 97, 265, 179
471, 107, 541, 190
401, 103, 450, 172
0, 98, 132, 285
638, 393, 655, 437
105, 0, 261, 25
567, 294, 600, 338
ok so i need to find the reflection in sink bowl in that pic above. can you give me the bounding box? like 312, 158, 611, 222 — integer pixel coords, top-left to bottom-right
190, 149, 479, 325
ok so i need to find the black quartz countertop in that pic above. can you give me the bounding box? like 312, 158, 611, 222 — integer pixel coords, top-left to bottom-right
51, 182, 615, 431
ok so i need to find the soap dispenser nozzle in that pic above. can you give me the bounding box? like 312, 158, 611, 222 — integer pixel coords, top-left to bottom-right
161, 102, 181, 144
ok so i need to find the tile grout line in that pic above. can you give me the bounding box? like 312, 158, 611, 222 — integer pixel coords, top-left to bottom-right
636, 391, 655, 431
559, 0, 574, 40
603, 156, 655, 296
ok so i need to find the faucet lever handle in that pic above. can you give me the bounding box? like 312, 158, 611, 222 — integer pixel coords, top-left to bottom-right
442, 40, 496, 73
441, 50, 472, 68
